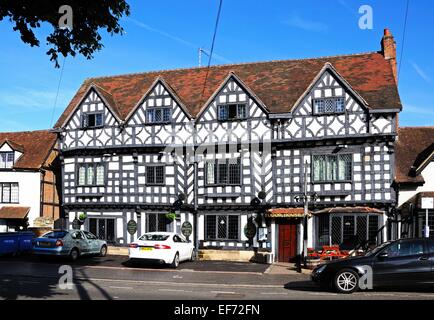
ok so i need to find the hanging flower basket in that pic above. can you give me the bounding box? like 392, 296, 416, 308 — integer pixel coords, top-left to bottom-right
165, 212, 177, 221
78, 213, 87, 223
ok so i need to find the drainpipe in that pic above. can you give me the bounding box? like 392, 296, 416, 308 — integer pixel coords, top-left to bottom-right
193, 160, 199, 259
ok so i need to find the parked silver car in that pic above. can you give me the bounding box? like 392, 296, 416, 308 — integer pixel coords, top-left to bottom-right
33, 229, 107, 261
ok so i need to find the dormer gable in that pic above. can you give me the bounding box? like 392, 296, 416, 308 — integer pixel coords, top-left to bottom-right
196, 72, 268, 122
292, 63, 369, 117
0, 140, 23, 169
61, 84, 121, 130
125, 77, 191, 125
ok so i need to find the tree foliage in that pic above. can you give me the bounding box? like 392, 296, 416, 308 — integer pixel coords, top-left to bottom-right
0, 1, 130, 67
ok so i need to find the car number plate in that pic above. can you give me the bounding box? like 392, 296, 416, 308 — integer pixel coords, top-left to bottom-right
140, 247, 153, 251
39, 242, 51, 247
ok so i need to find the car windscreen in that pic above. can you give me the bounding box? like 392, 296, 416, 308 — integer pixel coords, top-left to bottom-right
42, 231, 68, 239
364, 241, 391, 256
138, 234, 170, 241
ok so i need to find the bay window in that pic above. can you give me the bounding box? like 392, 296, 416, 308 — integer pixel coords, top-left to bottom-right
77, 164, 105, 186
313, 154, 352, 182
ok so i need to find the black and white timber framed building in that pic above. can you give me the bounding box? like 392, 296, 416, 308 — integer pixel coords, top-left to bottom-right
54, 29, 402, 262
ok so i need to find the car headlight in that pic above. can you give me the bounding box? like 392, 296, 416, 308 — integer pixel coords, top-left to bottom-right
314, 264, 327, 274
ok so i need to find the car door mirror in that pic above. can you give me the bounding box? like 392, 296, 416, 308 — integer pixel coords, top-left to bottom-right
378, 252, 388, 259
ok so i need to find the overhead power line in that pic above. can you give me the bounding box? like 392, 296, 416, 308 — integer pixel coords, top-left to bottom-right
398, 0, 410, 80
50, 56, 67, 128
199, 0, 223, 105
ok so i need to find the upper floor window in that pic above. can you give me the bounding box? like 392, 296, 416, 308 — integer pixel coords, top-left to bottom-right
0, 152, 14, 169
78, 163, 105, 186
313, 154, 352, 182
206, 158, 241, 185
146, 107, 171, 124
0, 183, 19, 203
81, 113, 103, 129
217, 104, 247, 121
146, 165, 165, 185
313, 97, 345, 114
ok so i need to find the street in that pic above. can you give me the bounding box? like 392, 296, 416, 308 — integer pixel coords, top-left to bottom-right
1, 255, 434, 300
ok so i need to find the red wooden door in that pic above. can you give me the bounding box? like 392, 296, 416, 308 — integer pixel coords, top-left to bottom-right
278, 223, 297, 262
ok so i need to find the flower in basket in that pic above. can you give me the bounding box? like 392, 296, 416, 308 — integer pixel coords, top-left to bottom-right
165, 212, 177, 221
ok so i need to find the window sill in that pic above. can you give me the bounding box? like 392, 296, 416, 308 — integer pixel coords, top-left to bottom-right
144, 122, 173, 126
312, 180, 353, 184
204, 193, 241, 198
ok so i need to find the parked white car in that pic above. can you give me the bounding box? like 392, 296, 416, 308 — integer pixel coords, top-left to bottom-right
128, 232, 195, 268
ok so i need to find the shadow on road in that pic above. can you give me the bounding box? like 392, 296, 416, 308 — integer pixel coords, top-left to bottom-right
0, 276, 65, 300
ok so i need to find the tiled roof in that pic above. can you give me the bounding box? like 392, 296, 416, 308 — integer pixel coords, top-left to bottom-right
395, 127, 434, 184
54, 52, 401, 128
0, 206, 30, 219
0, 130, 57, 170
266, 208, 308, 218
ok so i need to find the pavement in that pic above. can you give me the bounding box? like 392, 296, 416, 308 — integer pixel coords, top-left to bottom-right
0, 254, 434, 300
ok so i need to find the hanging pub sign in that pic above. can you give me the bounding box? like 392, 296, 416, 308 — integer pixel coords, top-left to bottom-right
244, 221, 257, 239
127, 220, 137, 235
72, 218, 80, 230
181, 221, 193, 238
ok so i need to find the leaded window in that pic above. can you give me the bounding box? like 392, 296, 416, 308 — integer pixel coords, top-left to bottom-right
205, 214, 239, 240
81, 113, 103, 128
206, 158, 241, 185
0, 183, 18, 203
217, 104, 247, 121
313, 154, 352, 182
0, 152, 14, 169
77, 163, 105, 186
146, 166, 165, 185
146, 107, 171, 123
147, 213, 173, 232
313, 97, 345, 114
319, 214, 381, 249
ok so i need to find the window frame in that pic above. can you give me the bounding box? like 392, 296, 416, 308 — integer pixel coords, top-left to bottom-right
0, 182, 19, 203
217, 103, 248, 121
0, 152, 15, 169
313, 97, 346, 115
145, 165, 165, 186
205, 158, 241, 186
145, 107, 172, 124
204, 214, 240, 241
81, 112, 104, 129
312, 154, 353, 183
77, 163, 106, 187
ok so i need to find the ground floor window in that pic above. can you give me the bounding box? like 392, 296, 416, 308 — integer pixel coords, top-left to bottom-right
316, 213, 381, 249
89, 218, 115, 243
205, 215, 239, 240
146, 213, 173, 232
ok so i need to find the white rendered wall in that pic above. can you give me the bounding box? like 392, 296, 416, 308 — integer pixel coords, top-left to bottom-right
0, 171, 41, 227
398, 161, 434, 207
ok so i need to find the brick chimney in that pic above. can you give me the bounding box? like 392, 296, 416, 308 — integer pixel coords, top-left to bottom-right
381, 28, 398, 83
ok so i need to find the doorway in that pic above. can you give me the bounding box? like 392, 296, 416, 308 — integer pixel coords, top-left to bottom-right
278, 221, 298, 262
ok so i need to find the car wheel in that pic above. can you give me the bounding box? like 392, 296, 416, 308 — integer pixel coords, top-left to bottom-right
69, 248, 79, 262
99, 245, 107, 257
170, 253, 180, 268
190, 249, 195, 262
334, 269, 359, 294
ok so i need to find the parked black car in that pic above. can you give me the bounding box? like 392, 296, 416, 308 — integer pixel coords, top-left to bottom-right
311, 238, 434, 293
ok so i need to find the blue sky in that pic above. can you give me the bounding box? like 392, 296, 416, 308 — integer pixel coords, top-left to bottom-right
0, 0, 433, 132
